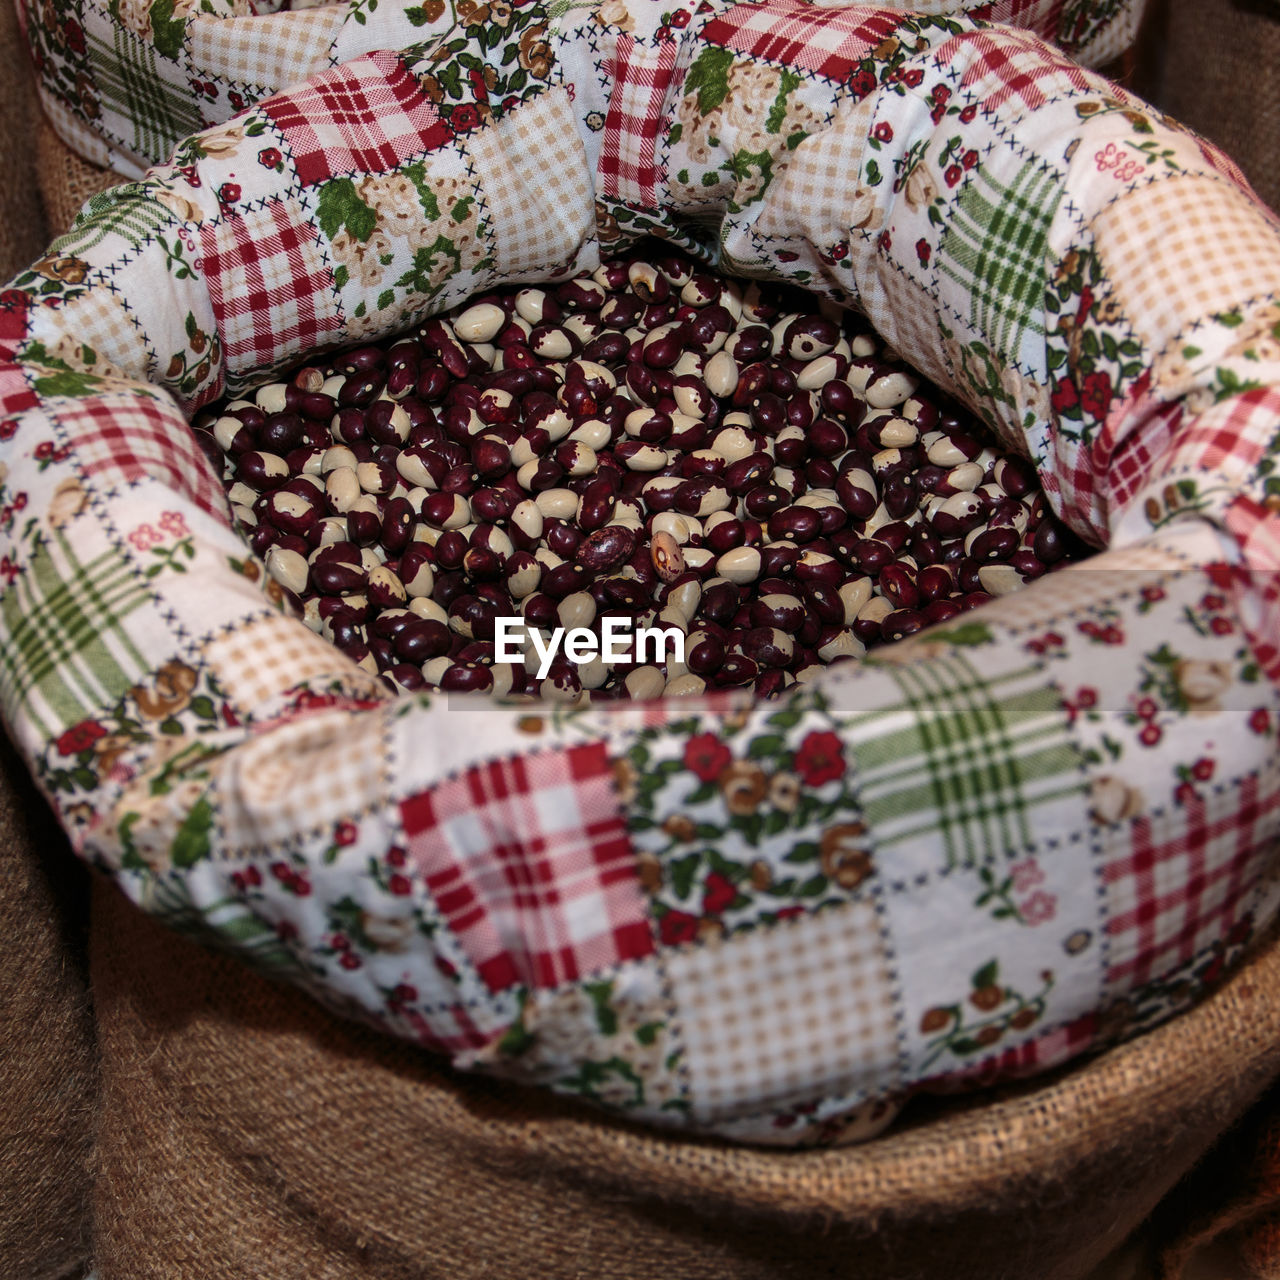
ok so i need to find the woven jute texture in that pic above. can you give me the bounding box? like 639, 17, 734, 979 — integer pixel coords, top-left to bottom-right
34, 115, 127, 244
89, 875, 1280, 1280
1144, 0, 1280, 214
0, 734, 96, 1280
0, 0, 50, 281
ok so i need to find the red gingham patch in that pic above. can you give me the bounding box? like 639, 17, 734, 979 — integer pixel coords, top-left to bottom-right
398, 999, 494, 1055
261, 50, 452, 187
0, 364, 37, 419
955, 27, 1093, 116
701, 0, 901, 80
1225, 497, 1280, 681
399, 741, 653, 993
1101, 774, 1280, 988
599, 35, 678, 210
968, 0, 1065, 42
199, 197, 343, 374
1168, 386, 1280, 477
1096, 399, 1183, 517
55, 393, 230, 522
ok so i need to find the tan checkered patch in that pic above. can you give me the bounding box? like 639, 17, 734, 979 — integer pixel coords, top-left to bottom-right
761, 95, 878, 247
188, 7, 348, 93
860, 267, 956, 397
667, 900, 900, 1123
201, 612, 381, 714
1092, 176, 1280, 359
46, 287, 146, 381
212, 705, 390, 850
464, 91, 595, 280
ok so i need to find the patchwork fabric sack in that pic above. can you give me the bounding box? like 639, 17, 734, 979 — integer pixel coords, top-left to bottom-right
3, 0, 1280, 1149
22, 0, 1149, 177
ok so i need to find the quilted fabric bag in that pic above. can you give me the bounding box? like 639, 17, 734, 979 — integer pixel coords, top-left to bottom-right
3, 0, 1280, 1153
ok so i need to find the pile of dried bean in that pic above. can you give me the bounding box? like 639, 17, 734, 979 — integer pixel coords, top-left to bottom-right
193, 249, 1086, 701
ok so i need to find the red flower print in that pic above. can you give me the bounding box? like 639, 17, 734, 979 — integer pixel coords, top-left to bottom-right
702, 871, 737, 916
684, 732, 731, 782
243, 865, 261, 887
915, 238, 931, 266
339, 951, 362, 970
1249, 708, 1272, 735
1076, 686, 1098, 709
1135, 697, 1158, 720
658, 909, 700, 946
901, 68, 923, 88
959, 104, 977, 123
1138, 723, 1162, 747
944, 164, 963, 187
387, 845, 408, 867
1200, 593, 1226, 611
391, 982, 418, 1005
62, 19, 86, 53
933, 85, 951, 105
848, 68, 877, 99
872, 121, 894, 143
1141, 585, 1165, 604
218, 182, 241, 205
158, 510, 188, 537
1075, 285, 1094, 325
258, 147, 283, 169
670, 7, 689, 25
1174, 781, 1198, 807
961, 149, 978, 170
1079, 370, 1113, 418
1210, 616, 1234, 636
228, 91, 245, 111
878, 230, 891, 253
793, 731, 847, 786
57, 719, 106, 756
469, 68, 491, 102
388, 873, 412, 896
1020, 890, 1057, 925
334, 820, 358, 847
450, 103, 482, 132
1191, 757, 1215, 782
1010, 858, 1044, 893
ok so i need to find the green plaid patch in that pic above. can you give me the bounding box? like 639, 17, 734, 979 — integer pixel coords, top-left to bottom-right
937, 158, 1063, 371
0, 531, 152, 740
53, 186, 176, 260
139, 874, 303, 976
847, 655, 1083, 870
89, 28, 203, 168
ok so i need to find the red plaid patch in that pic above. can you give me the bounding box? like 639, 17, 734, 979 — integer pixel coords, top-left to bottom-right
1225, 497, 1280, 681
1170, 386, 1280, 477
1102, 774, 1280, 988
1096, 400, 1183, 517
399, 999, 494, 1055
955, 27, 1093, 116
261, 51, 452, 187
701, 0, 901, 80
0, 364, 36, 419
55, 392, 230, 522
599, 35, 678, 210
968, 0, 1065, 42
399, 741, 653, 992
199, 196, 343, 375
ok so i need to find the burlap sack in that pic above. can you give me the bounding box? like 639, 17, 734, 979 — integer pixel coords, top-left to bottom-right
1137, 0, 1280, 214
0, 733, 96, 1280
88, 870, 1280, 1280
0, 11, 97, 1277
